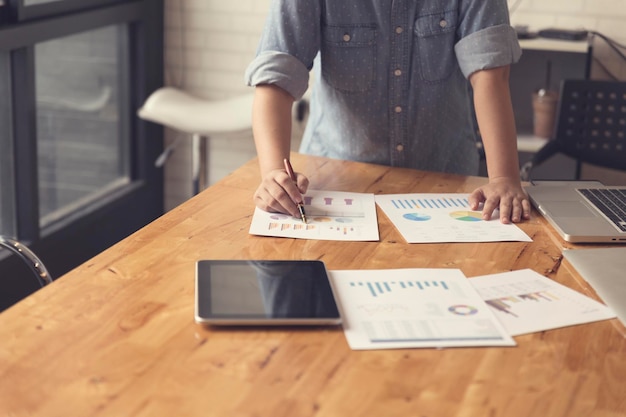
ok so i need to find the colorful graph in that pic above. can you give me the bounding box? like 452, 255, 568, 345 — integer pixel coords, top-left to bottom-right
270, 214, 290, 220
304, 196, 357, 206
485, 291, 560, 318
350, 280, 450, 298
312, 216, 332, 222
250, 189, 379, 241
403, 213, 431, 221
448, 304, 478, 316
390, 197, 470, 210
450, 211, 482, 222
268, 222, 316, 231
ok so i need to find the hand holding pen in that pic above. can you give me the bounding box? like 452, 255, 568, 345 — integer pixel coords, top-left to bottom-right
283, 158, 308, 223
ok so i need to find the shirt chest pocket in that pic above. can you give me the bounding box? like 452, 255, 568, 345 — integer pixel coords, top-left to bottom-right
414, 9, 458, 83
321, 25, 377, 93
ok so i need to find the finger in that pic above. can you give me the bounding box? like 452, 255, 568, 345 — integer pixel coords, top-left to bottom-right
278, 174, 305, 206
295, 173, 309, 194
256, 179, 299, 217
497, 198, 512, 224
522, 197, 532, 219
468, 189, 485, 210
510, 198, 522, 223
255, 188, 290, 215
481, 197, 500, 221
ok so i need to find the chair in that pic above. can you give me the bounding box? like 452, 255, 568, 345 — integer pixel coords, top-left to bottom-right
0, 235, 52, 288
137, 87, 254, 194
520, 79, 626, 181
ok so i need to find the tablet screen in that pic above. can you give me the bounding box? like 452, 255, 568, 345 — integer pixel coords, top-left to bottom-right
195, 260, 341, 325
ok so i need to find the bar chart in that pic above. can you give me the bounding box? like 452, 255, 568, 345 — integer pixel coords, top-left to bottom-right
249, 190, 379, 241
375, 193, 532, 243
329, 268, 515, 349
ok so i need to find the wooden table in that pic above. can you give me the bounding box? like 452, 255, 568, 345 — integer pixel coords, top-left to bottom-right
1, 154, 624, 417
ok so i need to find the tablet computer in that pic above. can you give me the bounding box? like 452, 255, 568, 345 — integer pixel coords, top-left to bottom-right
195, 260, 342, 326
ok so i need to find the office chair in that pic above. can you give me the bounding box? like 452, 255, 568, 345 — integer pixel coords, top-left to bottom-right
0, 235, 52, 288
137, 87, 254, 194
520, 79, 626, 181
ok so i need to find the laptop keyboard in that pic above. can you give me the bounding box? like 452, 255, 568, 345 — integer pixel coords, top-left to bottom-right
577, 188, 626, 232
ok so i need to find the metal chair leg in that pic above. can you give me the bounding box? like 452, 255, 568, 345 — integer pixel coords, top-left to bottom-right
191, 134, 209, 195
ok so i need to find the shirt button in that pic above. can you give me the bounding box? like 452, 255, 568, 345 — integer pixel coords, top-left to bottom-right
396, 144, 404, 152
439, 19, 447, 28
394, 106, 402, 113
394, 69, 402, 76
343, 33, 351, 42
395, 26, 403, 34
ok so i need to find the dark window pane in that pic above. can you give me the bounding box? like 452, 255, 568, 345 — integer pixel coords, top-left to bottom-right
35, 25, 129, 226
0, 52, 15, 236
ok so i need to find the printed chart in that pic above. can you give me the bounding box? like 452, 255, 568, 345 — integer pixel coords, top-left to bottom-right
375, 193, 532, 243
469, 269, 616, 336
328, 268, 515, 349
249, 190, 379, 241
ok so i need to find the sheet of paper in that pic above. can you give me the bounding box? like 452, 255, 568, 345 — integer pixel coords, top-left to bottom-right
249, 189, 379, 241
328, 268, 516, 350
469, 269, 616, 336
375, 193, 532, 243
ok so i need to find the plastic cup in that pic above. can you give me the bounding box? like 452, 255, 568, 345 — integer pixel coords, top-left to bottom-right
532, 90, 559, 139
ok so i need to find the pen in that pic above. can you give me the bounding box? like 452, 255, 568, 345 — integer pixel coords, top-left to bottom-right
283, 158, 308, 223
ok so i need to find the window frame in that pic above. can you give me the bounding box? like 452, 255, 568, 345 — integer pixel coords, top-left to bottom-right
0, 0, 164, 310
6, 0, 127, 22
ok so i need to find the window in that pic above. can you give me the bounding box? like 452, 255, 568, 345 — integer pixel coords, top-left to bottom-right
0, 0, 164, 310
35, 25, 130, 226
0, 51, 15, 237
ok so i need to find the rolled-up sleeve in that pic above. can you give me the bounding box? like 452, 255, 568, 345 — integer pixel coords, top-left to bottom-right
454, 24, 522, 79
245, 51, 311, 100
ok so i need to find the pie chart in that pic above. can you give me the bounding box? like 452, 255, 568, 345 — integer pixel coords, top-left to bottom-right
449, 211, 482, 222
403, 213, 431, 221
448, 304, 478, 315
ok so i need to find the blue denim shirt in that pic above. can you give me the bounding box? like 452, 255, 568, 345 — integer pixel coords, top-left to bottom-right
245, 0, 521, 176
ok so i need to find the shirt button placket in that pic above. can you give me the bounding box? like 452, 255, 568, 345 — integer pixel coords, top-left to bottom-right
390, 2, 407, 166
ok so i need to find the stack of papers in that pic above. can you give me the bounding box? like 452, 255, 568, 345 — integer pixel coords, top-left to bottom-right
329, 268, 515, 349
249, 191, 532, 243
249, 190, 615, 349
328, 268, 615, 350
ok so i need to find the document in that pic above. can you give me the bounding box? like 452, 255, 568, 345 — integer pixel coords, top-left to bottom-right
375, 193, 532, 243
328, 268, 516, 350
249, 189, 379, 241
469, 269, 616, 336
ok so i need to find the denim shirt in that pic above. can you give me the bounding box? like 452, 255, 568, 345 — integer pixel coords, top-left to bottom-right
245, 0, 521, 176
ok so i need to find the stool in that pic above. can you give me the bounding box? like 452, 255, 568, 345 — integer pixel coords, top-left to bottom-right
138, 87, 254, 194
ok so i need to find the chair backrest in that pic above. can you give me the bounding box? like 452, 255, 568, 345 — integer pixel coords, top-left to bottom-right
0, 236, 52, 288
553, 79, 626, 171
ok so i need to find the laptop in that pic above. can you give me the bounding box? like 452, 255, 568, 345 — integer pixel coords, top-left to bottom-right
563, 248, 626, 326
525, 181, 626, 243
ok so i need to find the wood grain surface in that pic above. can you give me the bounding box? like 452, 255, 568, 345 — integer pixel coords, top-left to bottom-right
1, 154, 624, 417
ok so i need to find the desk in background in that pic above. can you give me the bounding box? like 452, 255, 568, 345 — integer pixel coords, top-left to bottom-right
512, 37, 591, 180
0, 154, 624, 417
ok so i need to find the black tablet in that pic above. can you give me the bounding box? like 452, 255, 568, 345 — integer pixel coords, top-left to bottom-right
195, 260, 342, 325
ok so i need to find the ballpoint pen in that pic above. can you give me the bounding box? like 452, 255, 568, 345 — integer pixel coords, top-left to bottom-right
283, 158, 308, 223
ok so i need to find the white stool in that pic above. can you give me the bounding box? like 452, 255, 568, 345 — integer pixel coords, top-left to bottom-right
138, 87, 254, 194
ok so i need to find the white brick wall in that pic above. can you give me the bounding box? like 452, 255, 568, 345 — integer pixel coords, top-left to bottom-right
161, 0, 626, 210
509, 0, 626, 35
